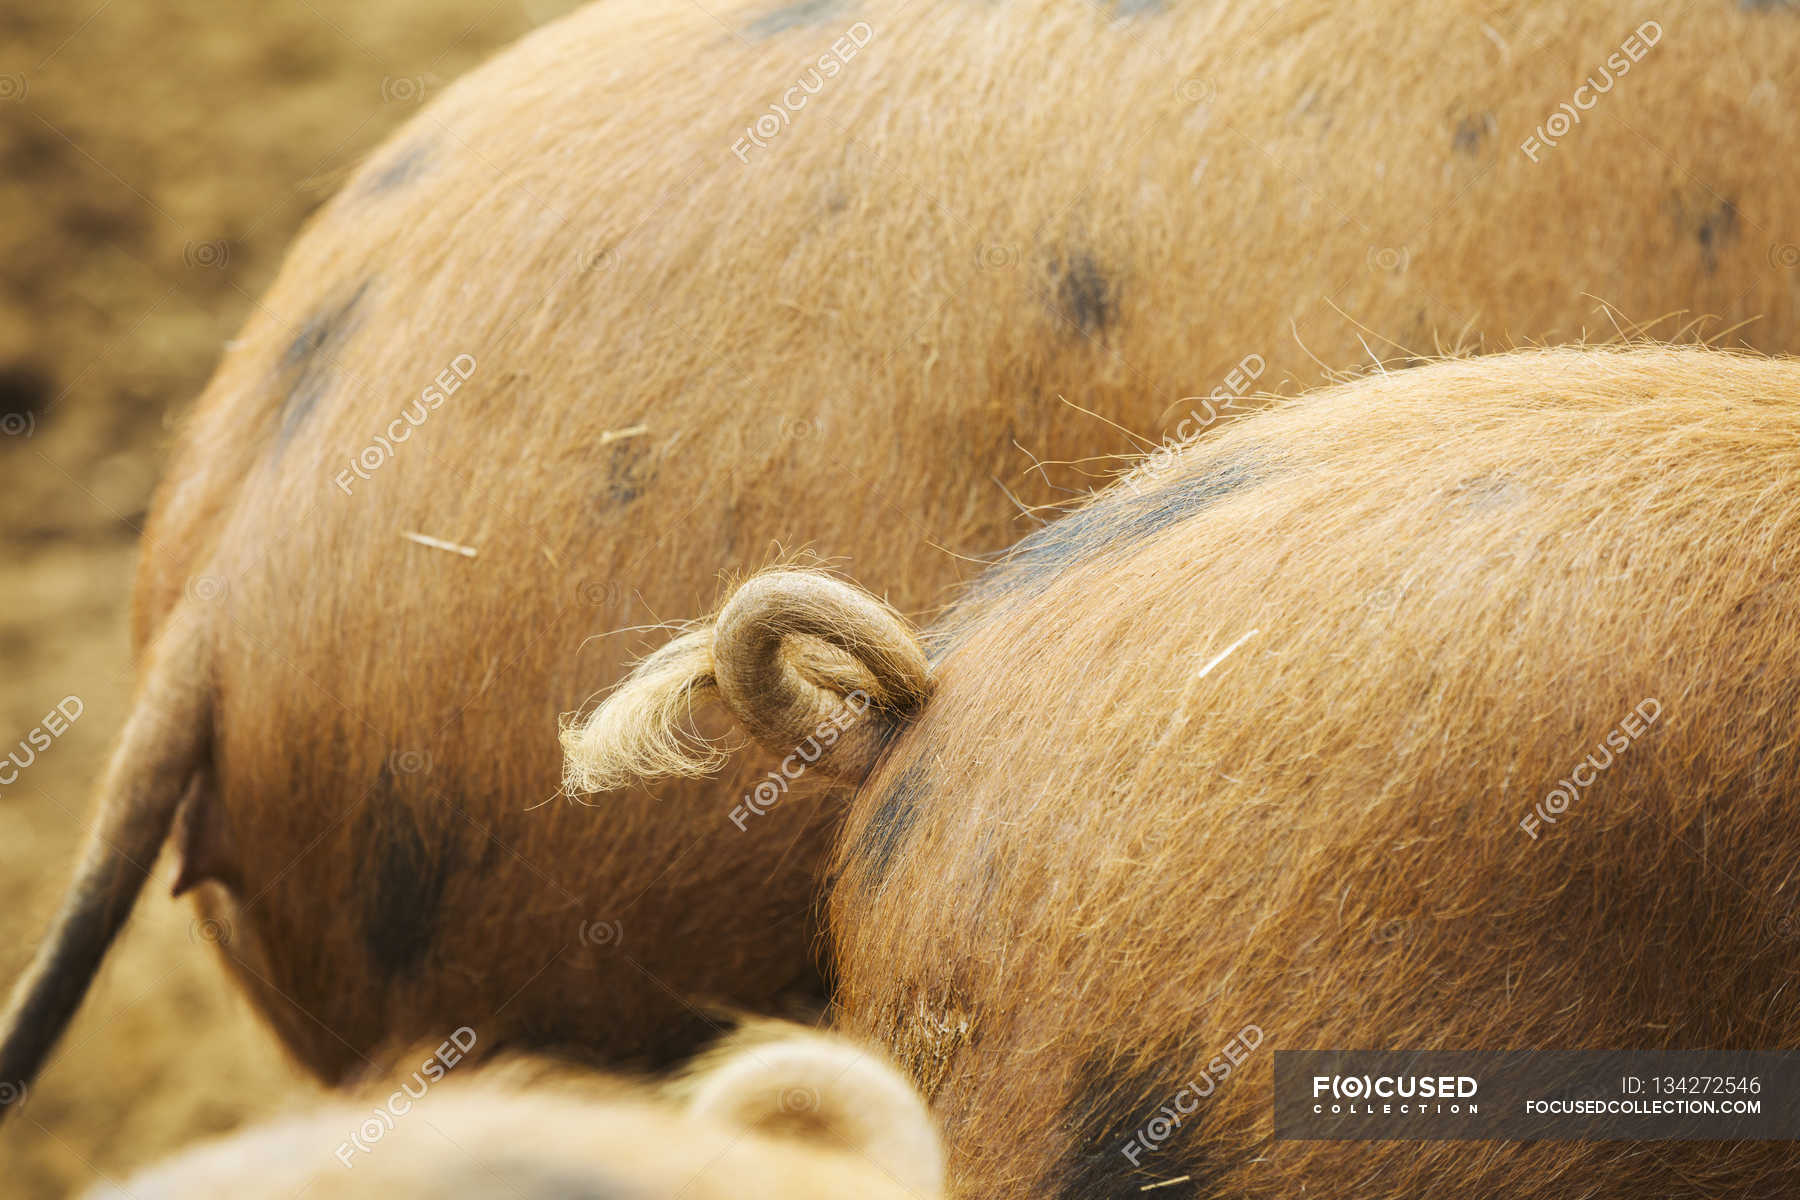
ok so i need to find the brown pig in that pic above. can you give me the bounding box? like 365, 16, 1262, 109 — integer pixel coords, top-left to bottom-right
8, 0, 1800, 1109
572, 345, 1800, 1196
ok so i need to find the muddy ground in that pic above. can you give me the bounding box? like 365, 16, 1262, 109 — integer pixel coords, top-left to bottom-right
0, 3, 579, 1193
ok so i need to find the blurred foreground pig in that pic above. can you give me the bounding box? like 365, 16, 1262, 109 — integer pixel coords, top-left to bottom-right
8, 0, 1800, 1108
574, 346, 1800, 1196
90, 1024, 943, 1199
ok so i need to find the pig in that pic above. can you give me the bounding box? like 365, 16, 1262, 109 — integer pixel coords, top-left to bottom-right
89, 1023, 943, 1198
9, 0, 1800, 1110
570, 345, 1800, 1196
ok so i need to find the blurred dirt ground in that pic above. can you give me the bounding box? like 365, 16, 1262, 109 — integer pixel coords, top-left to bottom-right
0, 2, 580, 1194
